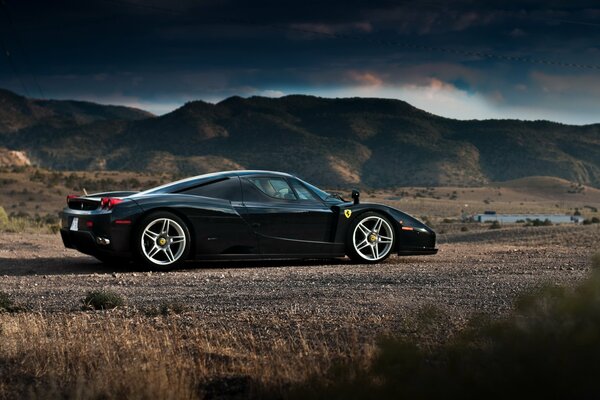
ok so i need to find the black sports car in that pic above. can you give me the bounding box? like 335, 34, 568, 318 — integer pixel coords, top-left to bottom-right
60, 170, 437, 268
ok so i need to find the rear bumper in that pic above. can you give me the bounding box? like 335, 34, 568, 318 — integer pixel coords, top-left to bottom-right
61, 229, 99, 256
59, 201, 141, 257
60, 228, 131, 258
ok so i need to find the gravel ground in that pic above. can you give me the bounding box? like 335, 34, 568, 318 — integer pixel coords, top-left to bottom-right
0, 224, 598, 333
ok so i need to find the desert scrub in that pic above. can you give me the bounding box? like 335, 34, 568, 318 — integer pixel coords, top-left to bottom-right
144, 300, 188, 317
0, 292, 20, 313
0, 206, 60, 234
525, 218, 553, 227
289, 253, 600, 399
488, 220, 501, 229
82, 290, 125, 310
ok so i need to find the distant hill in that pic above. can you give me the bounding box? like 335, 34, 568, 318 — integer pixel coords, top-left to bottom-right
0, 89, 152, 133
1, 88, 599, 188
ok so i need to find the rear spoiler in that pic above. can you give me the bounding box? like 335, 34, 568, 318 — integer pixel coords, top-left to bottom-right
85, 191, 139, 198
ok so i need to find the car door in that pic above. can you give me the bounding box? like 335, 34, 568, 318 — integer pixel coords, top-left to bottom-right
177, 176, 259, 255
238, 175, 336, 255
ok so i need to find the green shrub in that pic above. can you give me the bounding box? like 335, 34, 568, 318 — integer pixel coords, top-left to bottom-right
82, 290, 125, 310
0, 206, 8, 225
526, 218, 553, 227
489, 220, 501, 229
460, 226, 468, 232
584, 217, 600, 225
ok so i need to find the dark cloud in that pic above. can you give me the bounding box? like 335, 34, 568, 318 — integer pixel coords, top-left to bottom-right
0, 0, 599, 123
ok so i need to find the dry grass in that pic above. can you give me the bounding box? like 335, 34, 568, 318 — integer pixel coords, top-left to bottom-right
0, 311, 375, 399
0, 206, 59, 234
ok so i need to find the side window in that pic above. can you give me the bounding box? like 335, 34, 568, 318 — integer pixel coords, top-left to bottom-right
180, 177, 242, 201
289, 180, 318, 201
246, 177, 298, 200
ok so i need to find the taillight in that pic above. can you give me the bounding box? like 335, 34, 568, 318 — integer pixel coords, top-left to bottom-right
66, 194, 78, 204
100, 197, 124, 210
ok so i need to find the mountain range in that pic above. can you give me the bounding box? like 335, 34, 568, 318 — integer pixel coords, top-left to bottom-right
0, 88, 599, 188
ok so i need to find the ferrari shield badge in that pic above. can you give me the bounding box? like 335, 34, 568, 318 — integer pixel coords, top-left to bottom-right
344, 209, 352, 218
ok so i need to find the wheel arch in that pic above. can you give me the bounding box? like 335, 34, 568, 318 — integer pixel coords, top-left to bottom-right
344, 208, 399, 263
345, 207, 402, 250
132, 206, 197, 257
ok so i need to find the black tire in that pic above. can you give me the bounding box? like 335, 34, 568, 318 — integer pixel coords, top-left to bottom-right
346, 211, 396, 264
133, 211, 191, 270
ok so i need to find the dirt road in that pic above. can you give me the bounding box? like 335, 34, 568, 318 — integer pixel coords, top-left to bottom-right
1, 225, 598, 332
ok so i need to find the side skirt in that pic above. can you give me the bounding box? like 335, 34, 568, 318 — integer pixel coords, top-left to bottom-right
193, 253, 347, 261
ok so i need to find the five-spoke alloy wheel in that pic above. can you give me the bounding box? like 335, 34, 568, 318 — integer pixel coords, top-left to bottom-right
135, 212, 190, 269
347, 212, 395, 263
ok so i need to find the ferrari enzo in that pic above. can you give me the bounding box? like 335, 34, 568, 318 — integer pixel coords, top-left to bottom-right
60, 170, 437, 268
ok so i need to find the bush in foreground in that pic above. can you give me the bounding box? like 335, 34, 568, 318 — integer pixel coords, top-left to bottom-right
0, 292, 20, 313
290, 253, 600, 400
82, 290, 125, 310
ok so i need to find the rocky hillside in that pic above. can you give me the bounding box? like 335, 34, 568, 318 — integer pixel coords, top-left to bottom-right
1, 89, 599, 188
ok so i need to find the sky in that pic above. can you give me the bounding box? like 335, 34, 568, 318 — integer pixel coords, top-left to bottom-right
0, 0, 599, 124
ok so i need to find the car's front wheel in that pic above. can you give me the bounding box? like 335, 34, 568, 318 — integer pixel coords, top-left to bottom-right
134, 211, 191, 269
347, 212, 395, 263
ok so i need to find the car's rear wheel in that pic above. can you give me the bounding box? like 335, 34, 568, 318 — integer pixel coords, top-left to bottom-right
347, 212, 395, 263
134, 211, 191, 269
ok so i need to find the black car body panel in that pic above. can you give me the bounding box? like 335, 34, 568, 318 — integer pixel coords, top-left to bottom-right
60, 170, 437, 262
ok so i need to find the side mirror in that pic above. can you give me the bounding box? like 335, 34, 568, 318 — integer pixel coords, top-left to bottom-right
351, 189, 360, 205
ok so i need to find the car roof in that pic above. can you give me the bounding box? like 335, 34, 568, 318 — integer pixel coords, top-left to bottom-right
136, 170, 297, 195
184, 170, 295, 182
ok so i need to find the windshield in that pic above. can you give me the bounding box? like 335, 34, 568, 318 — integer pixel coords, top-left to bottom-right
298, 179, 333, 201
